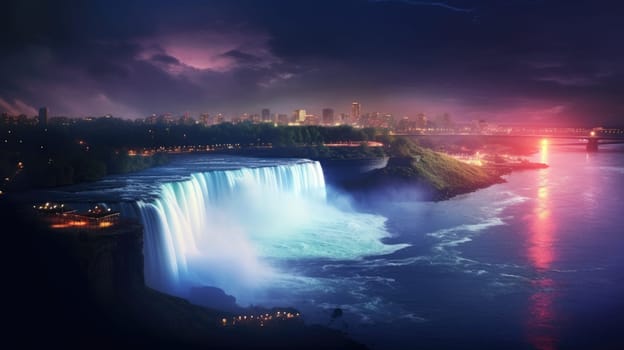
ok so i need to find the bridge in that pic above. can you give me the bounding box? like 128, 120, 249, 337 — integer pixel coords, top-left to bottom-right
395, 128, 624, 152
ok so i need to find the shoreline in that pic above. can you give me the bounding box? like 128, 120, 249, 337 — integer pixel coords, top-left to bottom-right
325, 154, 548, 202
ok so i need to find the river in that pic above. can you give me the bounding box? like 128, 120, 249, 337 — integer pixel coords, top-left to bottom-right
311, 143, 624, 349
34, 143, 624, 349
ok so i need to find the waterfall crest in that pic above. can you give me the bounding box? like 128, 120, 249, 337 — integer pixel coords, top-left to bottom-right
137, 160, 407, 304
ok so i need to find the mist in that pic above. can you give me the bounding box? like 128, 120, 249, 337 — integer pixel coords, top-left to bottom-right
138, 161, 408, 306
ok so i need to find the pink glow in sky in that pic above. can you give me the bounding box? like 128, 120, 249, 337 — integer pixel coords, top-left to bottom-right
141, 31, 277, 72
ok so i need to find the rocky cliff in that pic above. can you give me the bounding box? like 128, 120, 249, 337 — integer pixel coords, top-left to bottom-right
2, 197, 366, 349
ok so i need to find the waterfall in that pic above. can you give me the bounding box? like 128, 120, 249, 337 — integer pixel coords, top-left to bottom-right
137, 160, 407, 305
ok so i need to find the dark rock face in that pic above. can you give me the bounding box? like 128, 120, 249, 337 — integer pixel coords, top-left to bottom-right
319, 157, 389, 186
189, 286, 242, 313
56, 224, 145, 305
385, 157, 414, 167
327, 157, 432, 201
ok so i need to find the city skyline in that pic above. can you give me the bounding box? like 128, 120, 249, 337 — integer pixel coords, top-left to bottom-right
1, 1, 623, 126
5, 101, 624, 130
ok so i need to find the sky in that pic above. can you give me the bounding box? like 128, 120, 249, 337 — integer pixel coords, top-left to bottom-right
1, 0, 623, 126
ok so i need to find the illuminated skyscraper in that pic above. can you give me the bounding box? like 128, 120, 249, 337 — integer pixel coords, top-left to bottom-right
351, 102, 360, 124
294, 109, 306, 123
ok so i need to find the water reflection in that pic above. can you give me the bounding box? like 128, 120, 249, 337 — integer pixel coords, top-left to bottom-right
527, 140, 557, 350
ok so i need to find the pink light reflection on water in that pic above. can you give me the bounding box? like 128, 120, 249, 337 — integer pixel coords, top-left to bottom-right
527, 139, 558, 350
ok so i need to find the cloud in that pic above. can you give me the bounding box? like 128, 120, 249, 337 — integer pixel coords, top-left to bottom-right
150, 54, 181, 65
87, 93, 143, 118
535, 75, 597, 87
257, 72, 296, 88
0, 0, 622, 125
0, 97, 37, 116
221, 50, 264, 66
139, 30, 279, 73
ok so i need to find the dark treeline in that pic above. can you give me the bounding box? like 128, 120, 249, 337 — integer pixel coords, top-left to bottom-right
56, 118, 378, 148
0, 119, 381, 191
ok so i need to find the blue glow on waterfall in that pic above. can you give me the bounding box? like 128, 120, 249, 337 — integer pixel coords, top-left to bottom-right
137, 159, 408, 305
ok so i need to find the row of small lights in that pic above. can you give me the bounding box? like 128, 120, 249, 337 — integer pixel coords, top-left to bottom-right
88, 205, 112, 213
34, 202, 65, 210
127, 143, 251, 155
221, 311, 300, 327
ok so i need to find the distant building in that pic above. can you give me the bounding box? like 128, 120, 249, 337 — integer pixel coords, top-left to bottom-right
294, 109, 306, 123
472, 119, 488, 132
178, 113, 195, 125
157, 113, 175, 124
322, 108, 334, 125
435, 113, 453, 130
351, 102, 360, 124
339, 113, 350, 124
396, 116, 408, 132
38, 107, 48, 127
49, 116, 72, 126
415, 113, 427, 129
199, 113, 211, 126
478, 119, 488, 132
261, 108, 271, 122
304, 114, 319, 125
361, 112, 393, 128
277, 114, 289, 125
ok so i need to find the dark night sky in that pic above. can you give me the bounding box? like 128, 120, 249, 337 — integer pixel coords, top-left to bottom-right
1, 0, 623, 126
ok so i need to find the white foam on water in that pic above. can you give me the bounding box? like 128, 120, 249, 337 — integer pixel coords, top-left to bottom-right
138, 160, 408, 305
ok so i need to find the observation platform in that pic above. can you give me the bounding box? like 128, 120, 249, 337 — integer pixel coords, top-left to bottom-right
34, 202, 121, 231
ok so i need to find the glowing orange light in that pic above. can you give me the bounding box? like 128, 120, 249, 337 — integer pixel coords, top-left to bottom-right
50, 224, 71, 229
540, 140, 549, 164
531, 180, 553, 269
537, 187, 548, 200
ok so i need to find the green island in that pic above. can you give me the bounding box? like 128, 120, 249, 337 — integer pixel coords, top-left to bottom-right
344, 137, 546, 200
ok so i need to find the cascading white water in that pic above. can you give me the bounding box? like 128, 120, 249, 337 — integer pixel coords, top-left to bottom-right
137, 160, 407, 305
